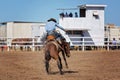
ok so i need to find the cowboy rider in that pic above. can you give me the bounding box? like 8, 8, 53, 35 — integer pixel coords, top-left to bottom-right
45, 18, 66, 42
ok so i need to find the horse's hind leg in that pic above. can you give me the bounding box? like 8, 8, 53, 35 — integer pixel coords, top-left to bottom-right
45, 60, 50, 74
45, 51, 51, 74
57, 56, 63, 75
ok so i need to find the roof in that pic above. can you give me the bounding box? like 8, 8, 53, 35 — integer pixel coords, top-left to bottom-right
0, 21, 45, 24
78, 4, 107, 8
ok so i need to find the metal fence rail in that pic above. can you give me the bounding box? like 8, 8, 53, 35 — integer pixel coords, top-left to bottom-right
0, 37, 120, 52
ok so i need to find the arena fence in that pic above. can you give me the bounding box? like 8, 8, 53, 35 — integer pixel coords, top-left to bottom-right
0, 37, 120, 52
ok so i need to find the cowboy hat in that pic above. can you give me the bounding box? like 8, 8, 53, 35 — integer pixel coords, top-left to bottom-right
47, 18, 57, 23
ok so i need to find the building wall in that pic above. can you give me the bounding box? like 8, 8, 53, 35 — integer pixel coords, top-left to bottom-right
0, 25, 6, 37
109, 28, 120, 41
6, 22, 45, 38
7, 22, 14, 38
105, 24, 120, 41
86, 7, 105, 45
13, 23, 32, 38
59, 4, 106, 46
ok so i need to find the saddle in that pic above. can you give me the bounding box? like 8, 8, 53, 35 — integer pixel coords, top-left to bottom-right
47, 35, 55, 41
47, 34, 62, 44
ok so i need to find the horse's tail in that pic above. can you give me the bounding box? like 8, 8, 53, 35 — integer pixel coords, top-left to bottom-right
45, 50, 51, 61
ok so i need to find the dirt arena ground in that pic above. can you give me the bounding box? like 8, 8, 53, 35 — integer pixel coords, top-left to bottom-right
0, 50, 120, 80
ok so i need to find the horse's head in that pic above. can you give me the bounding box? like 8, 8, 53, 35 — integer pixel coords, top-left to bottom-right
63, 42, 71, 57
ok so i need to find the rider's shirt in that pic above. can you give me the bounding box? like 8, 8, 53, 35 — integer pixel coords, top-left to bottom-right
45, 21, 64, 33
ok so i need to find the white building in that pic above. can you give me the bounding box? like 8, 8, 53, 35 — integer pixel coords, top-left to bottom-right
0, 21, 46, 46
59, 4, 107, 46
109, 28, 120, 41
105, 24, 120, 41
0, 21, 46, 38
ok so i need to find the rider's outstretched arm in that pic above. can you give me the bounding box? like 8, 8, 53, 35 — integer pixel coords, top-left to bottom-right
55, 24, 65, 31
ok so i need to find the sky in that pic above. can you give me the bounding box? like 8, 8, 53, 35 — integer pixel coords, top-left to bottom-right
0, 0, 120, 26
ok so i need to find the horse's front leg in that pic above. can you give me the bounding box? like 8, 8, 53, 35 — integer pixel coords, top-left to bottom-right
62, 51, 68, 68
57, 56, 63, 75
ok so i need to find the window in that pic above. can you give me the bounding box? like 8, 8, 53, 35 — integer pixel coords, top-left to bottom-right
80, 9, 86, 17
66, 30, 84, 36
93, 11, 99, 19
73, 31, 83, 34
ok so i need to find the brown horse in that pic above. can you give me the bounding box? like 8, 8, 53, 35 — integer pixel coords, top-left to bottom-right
44, 40, 70, 75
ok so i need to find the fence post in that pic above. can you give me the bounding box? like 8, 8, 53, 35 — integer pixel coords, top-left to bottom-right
7, 38, 12, 52
82, 37, 85, 51
32, 38, 35, 51
7, 46, 10, 51
107, 39, 109, 51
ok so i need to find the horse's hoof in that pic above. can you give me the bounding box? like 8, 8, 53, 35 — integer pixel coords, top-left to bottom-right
60, 72, 64, 75
47, 72, 50, 75
66, 66, 69, 69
